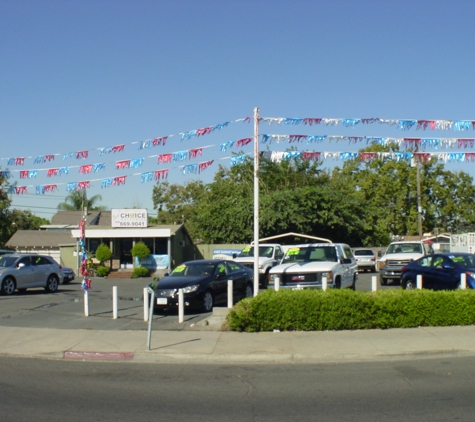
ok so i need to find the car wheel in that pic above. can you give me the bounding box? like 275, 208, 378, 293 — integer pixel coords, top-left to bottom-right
202, 290, 214, 312
333, 277, 341, 289
244, 283, 253, 298
1, 277, 16, 295
403, 279, 417, 290
380, 277, 388, 286
371, 266, 376, 273
45, 275, 59, 293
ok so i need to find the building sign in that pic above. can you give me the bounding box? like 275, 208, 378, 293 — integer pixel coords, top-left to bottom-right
212, 248, 242, 260
135, 254, 169, 270
111, 209, 148, 228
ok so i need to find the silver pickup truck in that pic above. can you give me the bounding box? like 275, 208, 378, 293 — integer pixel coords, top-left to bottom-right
378, 240, 433, 286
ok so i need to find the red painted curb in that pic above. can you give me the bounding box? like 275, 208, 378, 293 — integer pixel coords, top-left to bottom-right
64, 351, 134, 360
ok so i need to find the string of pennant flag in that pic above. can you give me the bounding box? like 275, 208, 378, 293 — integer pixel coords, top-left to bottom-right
4, 147, 475, 196
3, 114, 475, 196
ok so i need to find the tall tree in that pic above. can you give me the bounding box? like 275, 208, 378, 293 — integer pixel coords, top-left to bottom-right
57, 190, 106, 211
0, 171, 13, 247
151, 180, 207, 240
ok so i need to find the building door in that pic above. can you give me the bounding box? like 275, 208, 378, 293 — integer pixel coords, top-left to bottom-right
120, 238, 133, 269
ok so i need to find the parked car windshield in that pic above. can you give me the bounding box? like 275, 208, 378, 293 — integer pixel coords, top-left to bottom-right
386, 243, 423, 254
282, 246, 337, 263
169, 262, 217, 277
0, 256, 18, 268
353, 249, 374, 256
239, 246, 274, 258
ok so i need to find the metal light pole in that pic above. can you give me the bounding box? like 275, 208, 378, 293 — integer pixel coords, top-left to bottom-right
416, 157, 423, 240
253, 107, 260, 296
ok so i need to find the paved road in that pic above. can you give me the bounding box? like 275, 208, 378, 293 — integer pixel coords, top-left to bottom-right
1, 355, 474, 421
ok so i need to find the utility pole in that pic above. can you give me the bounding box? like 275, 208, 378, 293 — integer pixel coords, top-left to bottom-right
253, 107, 260, 297
416, 157, 423, 240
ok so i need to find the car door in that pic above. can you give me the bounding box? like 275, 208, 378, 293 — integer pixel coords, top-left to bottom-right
226, 261, 247, 300
15, 256, 36, 288
415, 256, 437, 289
212, 262, 230, 305
431, 256, 460, 290
30, 256, 53, 287
340, 245, 356, 287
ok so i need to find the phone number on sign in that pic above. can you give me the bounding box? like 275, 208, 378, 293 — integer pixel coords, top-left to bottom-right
118, 222, 146, 227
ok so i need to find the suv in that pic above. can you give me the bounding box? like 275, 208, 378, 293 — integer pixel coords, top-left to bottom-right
378, 240, 433, 286
268, 243, 358, 290
0, 254, 64, 295
233, 243, 284, 288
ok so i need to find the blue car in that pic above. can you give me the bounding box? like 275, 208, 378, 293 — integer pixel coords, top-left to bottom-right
400, 252, 475, 290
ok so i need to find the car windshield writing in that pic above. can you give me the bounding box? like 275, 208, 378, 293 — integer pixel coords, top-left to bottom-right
282, 247, 337, 263
450, 255, 475, 268
0, 256, 17, 267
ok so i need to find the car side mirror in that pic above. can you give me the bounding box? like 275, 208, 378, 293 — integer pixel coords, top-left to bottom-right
342, 258, 352, 264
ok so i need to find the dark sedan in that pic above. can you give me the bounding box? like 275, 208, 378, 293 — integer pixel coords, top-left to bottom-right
400, 252, 475, 290
150, 260, 254, 312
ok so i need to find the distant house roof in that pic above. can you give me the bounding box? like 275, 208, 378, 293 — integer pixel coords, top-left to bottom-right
49, 210, 109, 227
6, 230, 75, 248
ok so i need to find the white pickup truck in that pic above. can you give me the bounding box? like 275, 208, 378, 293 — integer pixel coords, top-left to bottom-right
233, 243, 285, 288
267, 243, 358, 290
378, 240, 433, 286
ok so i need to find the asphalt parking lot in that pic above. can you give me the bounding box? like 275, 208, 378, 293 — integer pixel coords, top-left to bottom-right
0, 271, 397, 332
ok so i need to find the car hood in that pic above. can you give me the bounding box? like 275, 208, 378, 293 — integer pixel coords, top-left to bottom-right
152, 276, 210, 290
381, 253, 423, 260
269, 261, 339, 274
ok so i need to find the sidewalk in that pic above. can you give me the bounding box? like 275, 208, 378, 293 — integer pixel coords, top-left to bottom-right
2, 324, 475, 364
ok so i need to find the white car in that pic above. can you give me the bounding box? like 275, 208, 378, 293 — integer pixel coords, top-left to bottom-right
352, 248, 376, 273
0, 254, 64, 295
268, 243, 358, 290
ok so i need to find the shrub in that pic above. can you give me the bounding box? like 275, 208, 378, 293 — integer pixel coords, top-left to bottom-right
95, 243, 112, 264
227, 289, 475, 332
131, 241, 151, 260
132, 266, 150, 278
96, 266, 111, 277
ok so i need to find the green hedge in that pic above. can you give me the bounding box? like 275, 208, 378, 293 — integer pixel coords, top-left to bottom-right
227, 289, 475, 332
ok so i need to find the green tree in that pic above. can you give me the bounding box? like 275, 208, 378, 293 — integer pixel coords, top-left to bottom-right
131, 241, 151, 260
95, 243, 112, 265
332, 143, 475, 244
57, 190, 106, 211
0, 172, 13, 247
152, 180, 207, 240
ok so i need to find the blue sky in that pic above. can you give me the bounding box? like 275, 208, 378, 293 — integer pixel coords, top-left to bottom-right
2, 0, 475, 220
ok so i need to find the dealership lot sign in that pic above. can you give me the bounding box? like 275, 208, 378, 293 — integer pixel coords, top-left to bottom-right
111, 209, 148, 227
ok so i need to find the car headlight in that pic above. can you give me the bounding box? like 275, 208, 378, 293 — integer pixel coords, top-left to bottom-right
182, 284, 199, 293
379, 261, 386, 269
321, 271, 332, 281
